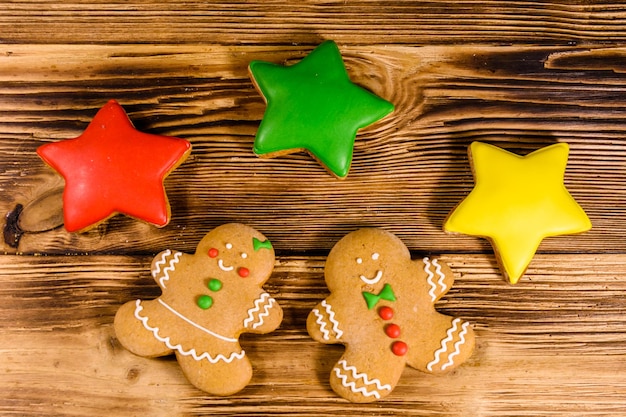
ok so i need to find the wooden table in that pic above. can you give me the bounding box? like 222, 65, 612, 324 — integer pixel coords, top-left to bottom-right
2, 2, 626, 415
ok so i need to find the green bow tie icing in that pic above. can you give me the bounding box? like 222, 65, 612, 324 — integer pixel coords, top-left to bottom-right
362, 283, 396, 310
248, 40, 395, 179
252, 237, 272, 251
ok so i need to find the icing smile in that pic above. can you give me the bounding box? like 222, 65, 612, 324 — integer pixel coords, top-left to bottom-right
360, 270, 383, 285
218, 259, 234, 272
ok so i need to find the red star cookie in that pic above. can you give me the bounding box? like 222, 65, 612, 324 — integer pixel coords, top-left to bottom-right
37, 100, 192, 232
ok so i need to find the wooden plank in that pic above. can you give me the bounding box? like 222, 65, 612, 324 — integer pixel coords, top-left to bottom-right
2, 1, 626, 45
2, 2, 625, 416
1, 254, 625, 416
0, 44, 622, 254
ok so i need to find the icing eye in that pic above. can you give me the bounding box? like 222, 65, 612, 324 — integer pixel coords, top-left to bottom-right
208, 248, 218, 258
372, 253, 380, 261
241, 252, 248, 259
356, 257, 363, 264
225, 243, 233, 250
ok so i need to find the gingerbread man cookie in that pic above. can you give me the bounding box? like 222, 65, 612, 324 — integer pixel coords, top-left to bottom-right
307, 228, 475, 402
114, 223, 282, 395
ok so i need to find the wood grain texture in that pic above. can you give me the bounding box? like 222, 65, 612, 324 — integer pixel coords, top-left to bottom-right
1, 254, 625, 416
3, 1, 626, 45
0, 44, 623, 254
2, 2, 626, 415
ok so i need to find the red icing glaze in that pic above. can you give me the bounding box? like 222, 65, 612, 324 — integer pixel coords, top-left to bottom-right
238, 267, 250, 278
378, 306, 394, 321
385, 323, 401, 339
36, 100, 191, 232
391, 341, 408, 356
208, 248, 219, 258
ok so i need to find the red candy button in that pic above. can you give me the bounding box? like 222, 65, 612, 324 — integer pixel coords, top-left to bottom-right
391, 341, 408, 356
378, 306, 394, 321
208, 248, 218, 258
238, 267, 250, 278
385, 323, 401, 339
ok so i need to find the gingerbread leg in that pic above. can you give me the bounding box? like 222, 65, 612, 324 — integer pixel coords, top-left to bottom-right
329, 348, 405, 403
114, 300, 174, 358
176, 351, 252, 396
408, 315, 475, 374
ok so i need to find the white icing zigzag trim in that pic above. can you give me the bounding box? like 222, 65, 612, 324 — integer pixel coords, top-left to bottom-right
243, 292, 277, 329
152, 250, 182, 289
427, 318, 459, 371
152, 249, 171, 278
312, 300, 343, 341
333, 359, 392, 399
322, 300, 343, 339
441, 321, 470, 371
312, 308, 330, 340
424, 257, 447, 302
427, 318, 469, 371
433, 259, 447, 295
133, 299, 244, 363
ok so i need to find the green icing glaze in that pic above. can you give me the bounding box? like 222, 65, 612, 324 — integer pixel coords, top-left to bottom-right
249, 40, 394, 178
362, 283, 396, 310
252, 237, 272, 251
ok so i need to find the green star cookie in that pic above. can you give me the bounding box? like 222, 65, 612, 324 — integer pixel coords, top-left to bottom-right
248, 40, 394, 179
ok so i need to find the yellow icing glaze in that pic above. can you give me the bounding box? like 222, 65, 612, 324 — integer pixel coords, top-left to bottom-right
444, 141, 592, 284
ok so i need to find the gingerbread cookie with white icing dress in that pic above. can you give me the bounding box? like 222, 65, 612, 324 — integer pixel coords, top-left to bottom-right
307, 228, 475, 402
114, 223, 282, 395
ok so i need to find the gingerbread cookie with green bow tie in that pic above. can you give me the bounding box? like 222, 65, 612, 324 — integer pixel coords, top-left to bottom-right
114, 223, 282, 395
307, 228, 475, 402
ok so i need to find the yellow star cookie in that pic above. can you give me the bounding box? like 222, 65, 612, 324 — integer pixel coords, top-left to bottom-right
444, 142, 591, 284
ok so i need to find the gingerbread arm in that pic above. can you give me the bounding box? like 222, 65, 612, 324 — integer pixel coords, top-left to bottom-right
114, 299, 174, 358
242, 292, 283, 334
306, 299, 344, 344
150, 249, 185, 290
419, 257, 455, 303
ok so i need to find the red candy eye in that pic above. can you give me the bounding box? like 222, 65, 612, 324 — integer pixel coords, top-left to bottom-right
238, 267, 250, 278
208, 248, 218, 258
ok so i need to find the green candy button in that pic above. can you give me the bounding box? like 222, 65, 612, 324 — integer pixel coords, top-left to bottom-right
197, 295, 213, 309
208, 278, 222, 292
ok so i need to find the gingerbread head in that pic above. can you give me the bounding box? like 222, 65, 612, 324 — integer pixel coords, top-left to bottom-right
114, 223, 282, 395
307, 228, 475, 402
